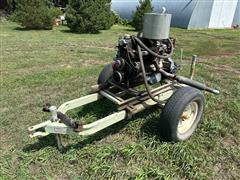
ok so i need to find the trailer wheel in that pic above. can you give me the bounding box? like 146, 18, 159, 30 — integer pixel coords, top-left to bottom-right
97, 63, 113, 84
159, 87, 205, 142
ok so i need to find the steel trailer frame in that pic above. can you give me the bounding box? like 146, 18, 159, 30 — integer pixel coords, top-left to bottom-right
28, 55, 202, 150
28, 81, 181, 149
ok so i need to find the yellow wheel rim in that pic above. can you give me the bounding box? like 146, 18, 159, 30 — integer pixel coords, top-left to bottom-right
178, 101, 198, 134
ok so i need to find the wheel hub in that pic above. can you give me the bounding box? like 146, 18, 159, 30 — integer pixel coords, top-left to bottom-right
178, 101, 198, 134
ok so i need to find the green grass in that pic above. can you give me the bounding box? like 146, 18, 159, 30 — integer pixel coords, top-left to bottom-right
0, 20, 240, 179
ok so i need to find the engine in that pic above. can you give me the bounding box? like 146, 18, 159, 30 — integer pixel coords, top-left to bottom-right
112, 34, 177, 87
110, 13, 178, 89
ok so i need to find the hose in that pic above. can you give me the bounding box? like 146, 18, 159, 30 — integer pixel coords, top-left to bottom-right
133, 36, 174, 59
137, 45, 162, 103
135, 36, 219, 97
135, 35, 174, 103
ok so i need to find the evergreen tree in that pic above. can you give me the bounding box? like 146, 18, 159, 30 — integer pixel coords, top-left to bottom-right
132, 0, 153, 31
65, 0, 114, 33
12, 0, 61, 30
0, 0, 16, 13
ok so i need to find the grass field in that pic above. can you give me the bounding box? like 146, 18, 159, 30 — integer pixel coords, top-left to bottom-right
0, 20, 240, 179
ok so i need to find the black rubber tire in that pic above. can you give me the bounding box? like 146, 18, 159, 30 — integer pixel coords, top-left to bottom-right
97, 63, 113, 84
159, 86, 205, 142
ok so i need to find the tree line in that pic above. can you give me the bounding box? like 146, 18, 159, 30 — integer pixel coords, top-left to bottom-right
1, 0, 153, 33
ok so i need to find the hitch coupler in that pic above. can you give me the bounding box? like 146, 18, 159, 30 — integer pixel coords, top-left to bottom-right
43, 104, 82, 132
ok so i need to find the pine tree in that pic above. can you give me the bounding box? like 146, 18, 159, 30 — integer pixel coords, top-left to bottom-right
12, 0, 61, 30
132, 0, 153, 31
65, 0, 114, 33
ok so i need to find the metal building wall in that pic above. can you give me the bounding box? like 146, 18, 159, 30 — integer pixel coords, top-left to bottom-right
232, 0, 240, 26
111, 0, 239, 29
151, 0, 197, 28
111, 0, 197, 28
188, 0, 214, 29
209, 0, 238, 28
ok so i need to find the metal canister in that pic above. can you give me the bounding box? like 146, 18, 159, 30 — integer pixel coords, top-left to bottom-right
143, 13, 172, 40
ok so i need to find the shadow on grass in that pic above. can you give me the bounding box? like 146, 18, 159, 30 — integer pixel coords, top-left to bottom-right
13, 27, 32, 31
13, 27, 52, 31
23, 134, 58, 152
63, 118, 134, 152
60, 29, 101, 34
123, 28, 137, 32
75, 99, 117, 120
23, 99, 164, 153
63, 106, 163, 152
139, 106, 165, 142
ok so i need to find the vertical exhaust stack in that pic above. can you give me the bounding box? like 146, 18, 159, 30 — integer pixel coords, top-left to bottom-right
143, 13, 172, 40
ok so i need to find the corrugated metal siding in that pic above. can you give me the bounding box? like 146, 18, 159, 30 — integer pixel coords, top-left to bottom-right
232, 0, 240, 25
111, 0, 197, 28
188, 0, 213, 29
209, 0, 238, 28
151, 0, 197, 28
111, 0, 239, 29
